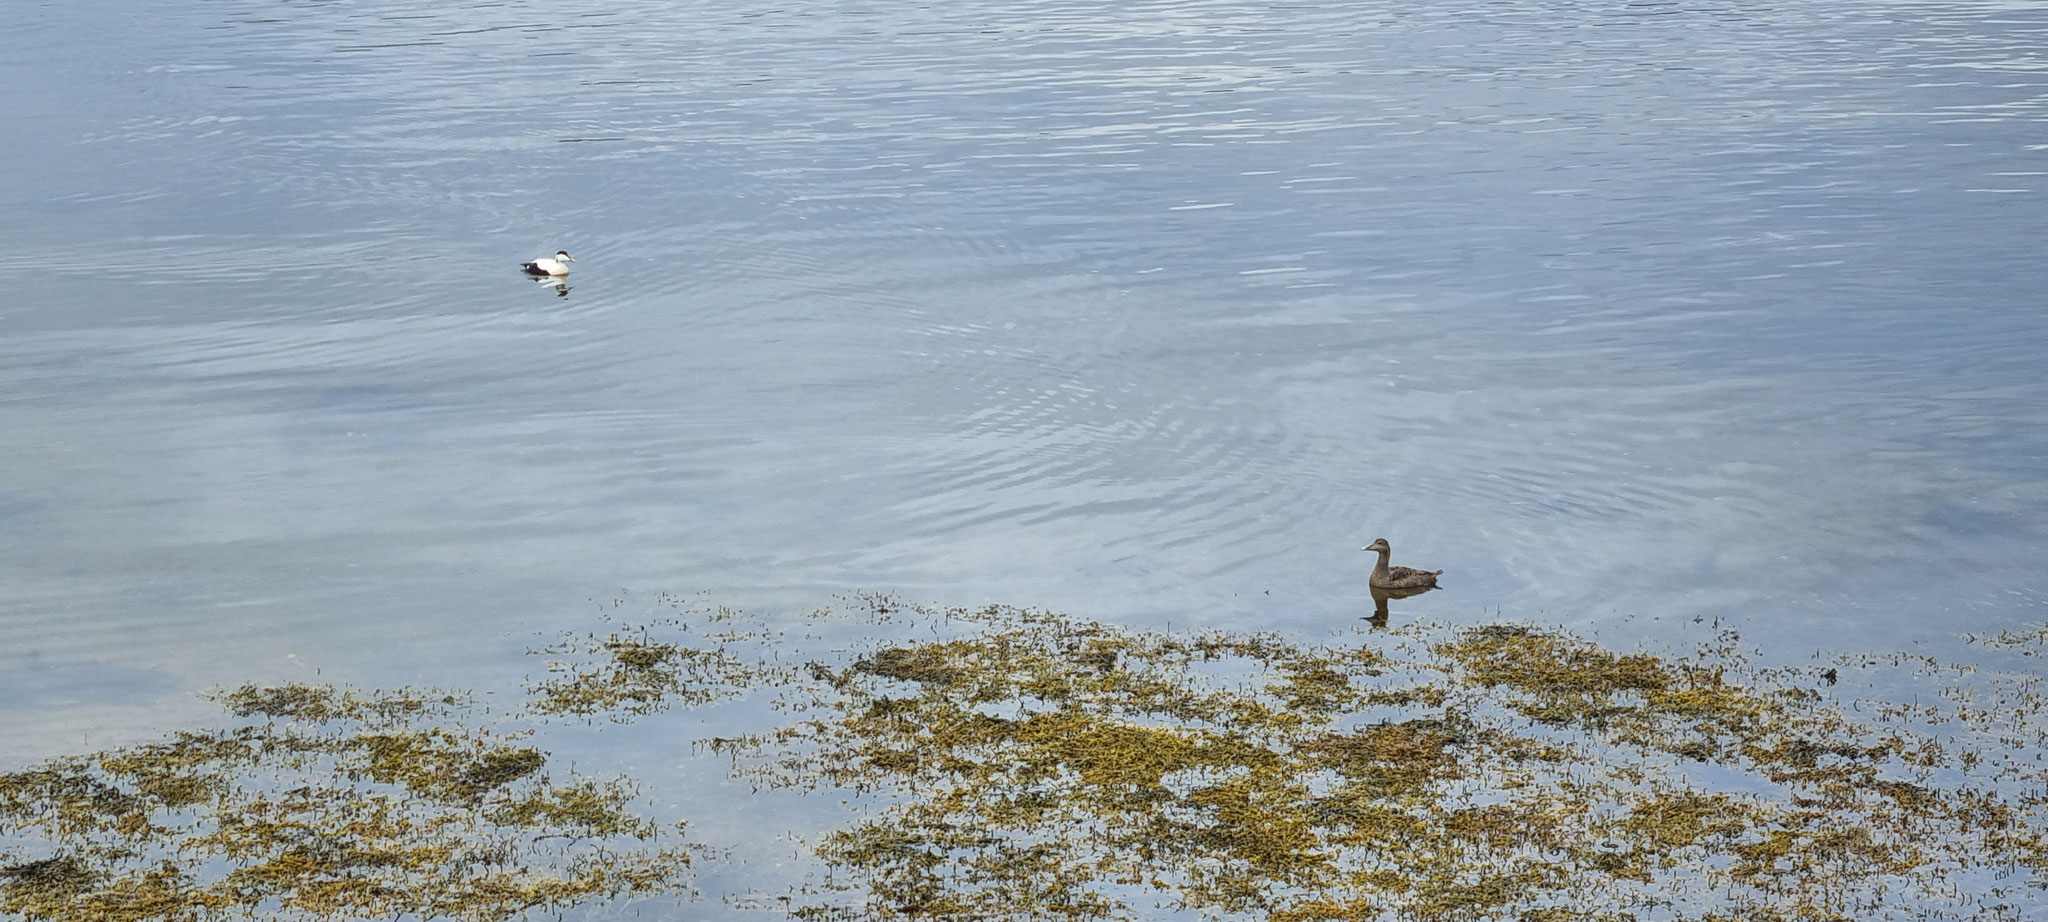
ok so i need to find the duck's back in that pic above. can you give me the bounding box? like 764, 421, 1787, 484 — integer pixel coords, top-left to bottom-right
1372, 566, 1442, 590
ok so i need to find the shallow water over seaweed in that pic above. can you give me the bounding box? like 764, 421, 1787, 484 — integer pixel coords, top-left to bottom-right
2, 0, 2045, 769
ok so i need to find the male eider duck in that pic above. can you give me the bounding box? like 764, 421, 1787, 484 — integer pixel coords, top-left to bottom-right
521, 250, 574, 276
1363, 538, 1443, 591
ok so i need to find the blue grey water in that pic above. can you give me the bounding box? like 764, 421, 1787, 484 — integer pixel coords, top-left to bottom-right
2, 0, 2045, 794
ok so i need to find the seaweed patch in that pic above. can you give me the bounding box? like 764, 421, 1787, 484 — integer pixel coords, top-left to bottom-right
729, 601, 2048, 921
0, 684, 691, 922
5, 596, 2046, 921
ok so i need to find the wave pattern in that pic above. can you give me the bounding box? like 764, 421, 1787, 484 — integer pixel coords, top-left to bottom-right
2, 0, 2047, 755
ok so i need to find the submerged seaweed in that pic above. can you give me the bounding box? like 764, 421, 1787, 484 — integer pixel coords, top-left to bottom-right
733, 600, 2048, 922
5, 595, 2046, 922
0, 684, 690, 922
525, 604, 785, 721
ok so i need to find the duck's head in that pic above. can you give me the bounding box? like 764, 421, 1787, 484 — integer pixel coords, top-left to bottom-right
554, 251, 574, 262
1362, 538, 1391, 553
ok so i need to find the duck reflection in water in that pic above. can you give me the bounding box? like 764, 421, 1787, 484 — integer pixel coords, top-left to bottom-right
535, 276, 570, 298
1368, 584, 1434, 628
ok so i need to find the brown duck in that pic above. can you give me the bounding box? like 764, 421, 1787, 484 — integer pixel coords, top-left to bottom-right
1363, 538, 1442, 590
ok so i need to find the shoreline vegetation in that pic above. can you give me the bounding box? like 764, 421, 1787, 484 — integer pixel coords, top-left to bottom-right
5, 593, 2045, 921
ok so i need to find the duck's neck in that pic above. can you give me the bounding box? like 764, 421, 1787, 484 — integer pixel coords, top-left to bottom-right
1371, 548, 1392, 578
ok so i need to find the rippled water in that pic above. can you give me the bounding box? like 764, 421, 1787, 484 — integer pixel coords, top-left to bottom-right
3, 0, 2046, 766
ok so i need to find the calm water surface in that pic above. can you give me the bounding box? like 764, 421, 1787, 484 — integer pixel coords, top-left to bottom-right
3, 0, 2045, 789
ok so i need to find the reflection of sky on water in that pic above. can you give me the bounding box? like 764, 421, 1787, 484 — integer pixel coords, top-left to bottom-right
1, 0, 2045, 771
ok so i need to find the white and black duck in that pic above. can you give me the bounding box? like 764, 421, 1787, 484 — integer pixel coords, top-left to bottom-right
521, 250, 574, 276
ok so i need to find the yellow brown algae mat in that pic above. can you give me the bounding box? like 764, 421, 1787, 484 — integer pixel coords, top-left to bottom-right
726, 601, 2048, 921
525, 614, 768, 721
6, 596, 2047, 921
0, 684, 692, 922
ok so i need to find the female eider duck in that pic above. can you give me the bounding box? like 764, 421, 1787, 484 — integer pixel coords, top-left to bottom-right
1363, 537, 1443, 591
521, 250, 574, 277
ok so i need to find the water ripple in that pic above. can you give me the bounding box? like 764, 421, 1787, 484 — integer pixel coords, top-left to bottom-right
4, 0, 2048, 759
